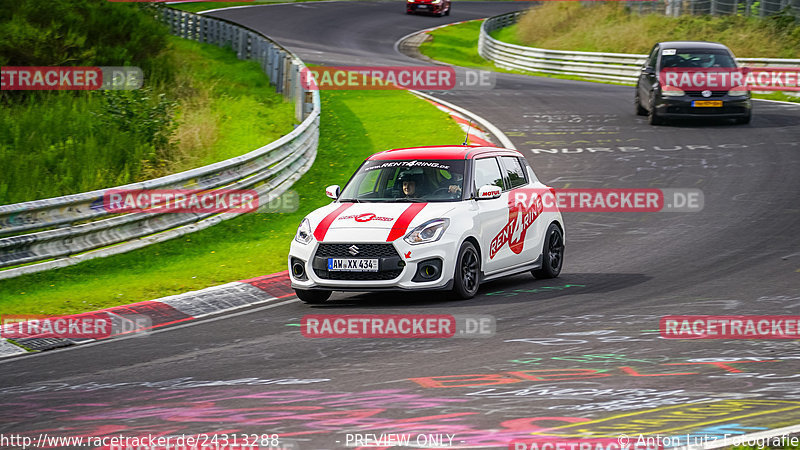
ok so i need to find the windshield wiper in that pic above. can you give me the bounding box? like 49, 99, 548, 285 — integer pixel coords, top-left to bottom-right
338, 198, 361, 203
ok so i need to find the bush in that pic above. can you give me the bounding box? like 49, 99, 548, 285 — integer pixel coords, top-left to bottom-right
0, 0, 170, 72
0, 0, 181, 204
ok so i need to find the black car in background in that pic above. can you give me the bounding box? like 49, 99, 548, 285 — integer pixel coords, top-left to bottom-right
635, 41, 752, 125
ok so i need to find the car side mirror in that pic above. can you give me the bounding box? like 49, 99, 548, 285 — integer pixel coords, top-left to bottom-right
325, 185, 340, 200
642, 66, 655, 75
476, 185, 502, 200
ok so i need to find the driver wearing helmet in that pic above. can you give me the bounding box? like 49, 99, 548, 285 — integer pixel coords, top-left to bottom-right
397, 172, 423, 198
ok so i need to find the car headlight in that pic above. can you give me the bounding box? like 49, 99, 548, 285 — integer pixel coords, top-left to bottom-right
728, 86, 749, 97
404, 218, 449, 245
432, 0, 442, 3
660, 85, 685, 97
294, 218, 313, 245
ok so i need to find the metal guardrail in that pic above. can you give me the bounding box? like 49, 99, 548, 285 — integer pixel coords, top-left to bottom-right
479, 12, 647, 83
479, 11, 800, 84
0, 7, 321, 280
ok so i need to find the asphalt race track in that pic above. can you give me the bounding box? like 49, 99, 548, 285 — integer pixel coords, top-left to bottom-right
1, 2, 799, 449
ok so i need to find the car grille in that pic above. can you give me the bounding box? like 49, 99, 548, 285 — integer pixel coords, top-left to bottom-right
668, 105, 748, 114
319, 270, 404, 281
686, 90, 727, 98
315, 243, 398, 258
313, 243, 403, 281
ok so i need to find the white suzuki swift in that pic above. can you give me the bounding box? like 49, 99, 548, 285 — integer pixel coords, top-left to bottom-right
288, 145, 565, 303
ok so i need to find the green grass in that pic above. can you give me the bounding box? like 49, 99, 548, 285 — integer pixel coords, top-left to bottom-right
489, 24, 517, 47
165, 38, 296, 169
418, 20, 495, 70
0, 36, 295, 204
418, 17, 800, 102
0, 93, 155, 203
513, 2, 800, 58
0, 90, 463, 315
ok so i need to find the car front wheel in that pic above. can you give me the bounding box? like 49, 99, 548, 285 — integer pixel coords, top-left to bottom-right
635, 88, 647, 116
295, 289, 332, 304
532, 223, 564, 279
647, 94, 664, 125
452, 241, 480, 299
648, 93, 664, 125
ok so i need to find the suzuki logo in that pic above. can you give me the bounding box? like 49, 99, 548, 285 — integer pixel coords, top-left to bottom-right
348, 245, 360, 256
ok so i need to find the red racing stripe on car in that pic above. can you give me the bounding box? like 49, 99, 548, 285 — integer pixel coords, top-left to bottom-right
314, 203, 353, 241
386, 203, 427, 242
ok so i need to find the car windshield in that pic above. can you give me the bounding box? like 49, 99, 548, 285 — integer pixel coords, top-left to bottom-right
660, 49, 737, 68
338, 159, 466, 202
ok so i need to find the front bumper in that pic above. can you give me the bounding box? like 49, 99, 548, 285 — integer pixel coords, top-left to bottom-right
289, 235, 459, 291
407, 2, 444, 13
654, 95, 751, 119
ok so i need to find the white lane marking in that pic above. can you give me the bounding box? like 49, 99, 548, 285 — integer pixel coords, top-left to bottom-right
753, 98, 800, 106
425, 101, 495, 143
410, 90, 517, 150
0, 339, 26, 357
393, 21, 518, 150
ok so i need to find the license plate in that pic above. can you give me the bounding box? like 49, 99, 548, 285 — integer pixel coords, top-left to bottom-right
692, 100, 722, 107
417, 5, 428, 8
328, 258, 379, 272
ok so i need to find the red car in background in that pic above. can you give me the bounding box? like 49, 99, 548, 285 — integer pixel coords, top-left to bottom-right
407, 0, 451, 16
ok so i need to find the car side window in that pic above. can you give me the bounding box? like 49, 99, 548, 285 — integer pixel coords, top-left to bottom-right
646, 46, 658, 68
357, 169, 381, 195
501, 156, 527, 189
473, 157, 505, 193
